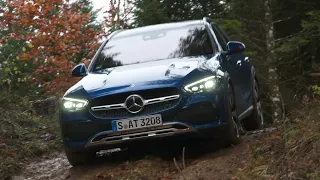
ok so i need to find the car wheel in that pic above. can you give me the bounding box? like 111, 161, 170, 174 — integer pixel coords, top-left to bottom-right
224, 83, 241, 146
65, 149, 96, 166
243, 78, 264, 131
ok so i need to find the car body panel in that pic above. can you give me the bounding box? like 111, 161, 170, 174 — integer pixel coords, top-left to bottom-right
66, 57, 206, 95
59, 18, 257, 152
220, 53, 253, 114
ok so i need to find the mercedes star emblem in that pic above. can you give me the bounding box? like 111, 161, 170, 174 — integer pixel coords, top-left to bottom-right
124, 94, 144, 113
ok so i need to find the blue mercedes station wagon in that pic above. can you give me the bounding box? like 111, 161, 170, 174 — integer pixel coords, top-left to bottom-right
59, 17, 264, 166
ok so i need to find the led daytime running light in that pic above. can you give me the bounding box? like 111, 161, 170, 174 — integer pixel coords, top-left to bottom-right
63, 97, 88, 111
184, 76, 216, 93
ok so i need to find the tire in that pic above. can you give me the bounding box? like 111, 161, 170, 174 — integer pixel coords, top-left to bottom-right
243, 78, 264, 131
223, 83, 241, 146
65, 149, 96, 166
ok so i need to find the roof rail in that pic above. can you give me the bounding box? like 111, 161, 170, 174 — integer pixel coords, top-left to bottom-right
107, 29, 126, 40
203, 17, 212, 24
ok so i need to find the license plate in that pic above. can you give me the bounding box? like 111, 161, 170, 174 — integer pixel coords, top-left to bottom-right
112, 114, 162, 132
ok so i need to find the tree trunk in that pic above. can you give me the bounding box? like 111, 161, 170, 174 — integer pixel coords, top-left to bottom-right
265, 0, 282, 122
116, 0, 121, 29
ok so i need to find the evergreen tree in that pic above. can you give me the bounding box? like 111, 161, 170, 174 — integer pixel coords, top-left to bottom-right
104, 0, 134, 33
132, 0, 170, 27
70, 0, 103, 64
77, 0, 103, 30
132, 0, 227, 27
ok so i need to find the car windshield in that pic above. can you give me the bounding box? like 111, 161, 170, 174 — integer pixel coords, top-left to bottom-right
91, 24, 217, 72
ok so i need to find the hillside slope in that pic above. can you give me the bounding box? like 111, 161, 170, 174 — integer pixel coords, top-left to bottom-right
10, 103, 320, 180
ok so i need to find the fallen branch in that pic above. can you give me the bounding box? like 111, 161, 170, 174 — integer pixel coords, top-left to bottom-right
173, 146, 187, 172
309, 73, 320, 77
173, 157, 182, 173
279, 91, 286, 121
182, 147, 186, 169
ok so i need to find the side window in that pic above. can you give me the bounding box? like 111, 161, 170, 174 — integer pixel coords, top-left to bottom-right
212, 24, 228, 51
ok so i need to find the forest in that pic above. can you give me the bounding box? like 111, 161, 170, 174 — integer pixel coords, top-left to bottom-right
0, 0, 319, 179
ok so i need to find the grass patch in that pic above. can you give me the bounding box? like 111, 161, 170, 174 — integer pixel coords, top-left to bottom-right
241, 103, 320, 179
0, 92, 61, 180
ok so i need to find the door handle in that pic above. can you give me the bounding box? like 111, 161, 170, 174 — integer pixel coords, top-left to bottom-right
237, 60, 242, 66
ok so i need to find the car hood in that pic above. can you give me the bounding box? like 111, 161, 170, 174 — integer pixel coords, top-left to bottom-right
65, 55, 222, 97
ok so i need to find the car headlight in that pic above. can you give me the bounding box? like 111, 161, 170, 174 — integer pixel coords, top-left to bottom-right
184, 76, 216, 93
62, 97, 88, 111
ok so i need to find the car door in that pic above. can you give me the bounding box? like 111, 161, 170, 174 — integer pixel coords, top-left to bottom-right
211, 23, 253, 115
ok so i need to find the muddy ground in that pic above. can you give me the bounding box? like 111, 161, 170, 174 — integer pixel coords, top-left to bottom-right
11, 128, 276, 180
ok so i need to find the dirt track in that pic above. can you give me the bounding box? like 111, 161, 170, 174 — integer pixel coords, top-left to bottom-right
11, 128, 276, 180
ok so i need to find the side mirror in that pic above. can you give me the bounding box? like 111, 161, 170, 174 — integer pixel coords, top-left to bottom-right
71, 63, 87, 77
224, 41, 246, 55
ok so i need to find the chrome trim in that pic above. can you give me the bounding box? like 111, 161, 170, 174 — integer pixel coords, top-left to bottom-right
91, 103, 125, 111
144, 95, 180, 105
91, 94, 180, 112
124, 94, 145, 114
238, 105, 253, 120
85, 122, 196, 148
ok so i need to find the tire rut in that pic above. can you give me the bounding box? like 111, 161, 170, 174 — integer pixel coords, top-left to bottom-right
11, 128, 276, 180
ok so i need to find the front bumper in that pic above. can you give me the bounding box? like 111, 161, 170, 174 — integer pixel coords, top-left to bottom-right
60, 88, 227, 151
86, 122, 196, 148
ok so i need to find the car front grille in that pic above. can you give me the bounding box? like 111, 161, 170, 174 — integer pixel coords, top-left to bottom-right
90, 87, 180, 119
